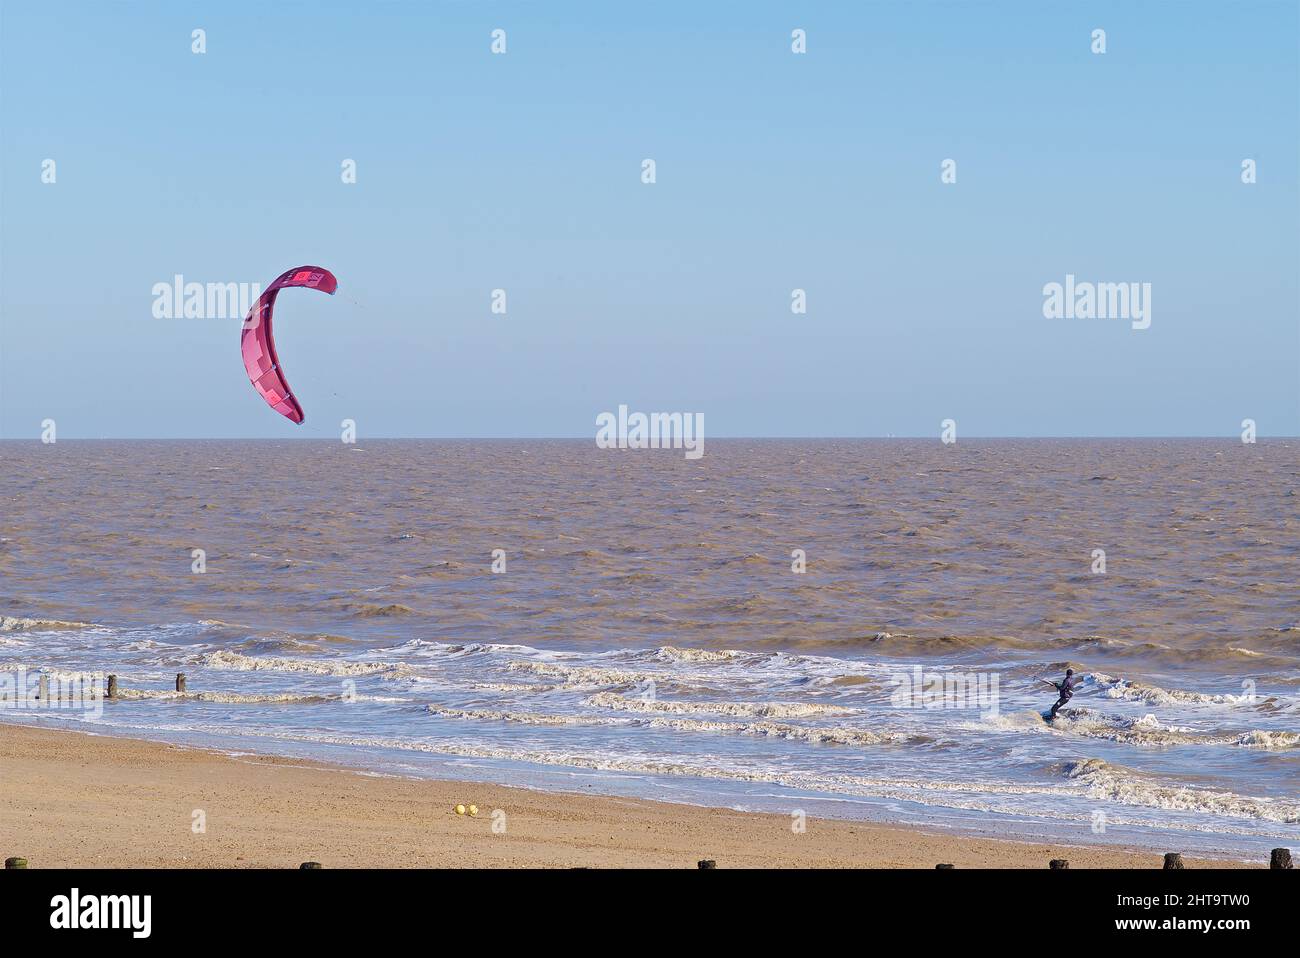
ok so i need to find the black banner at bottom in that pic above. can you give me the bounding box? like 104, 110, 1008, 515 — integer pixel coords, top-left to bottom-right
0, 866, 1288, 943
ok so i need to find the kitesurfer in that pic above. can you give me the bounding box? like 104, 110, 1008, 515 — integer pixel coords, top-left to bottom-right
1047, 668, 1080, 720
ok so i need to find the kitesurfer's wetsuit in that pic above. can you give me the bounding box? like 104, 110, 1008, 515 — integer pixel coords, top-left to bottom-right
1049, 672, 1080, 719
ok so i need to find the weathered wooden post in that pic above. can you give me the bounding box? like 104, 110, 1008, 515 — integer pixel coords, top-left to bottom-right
4, 858, 27, 869
106, 675, 118, 700
299, 862, 323, 869
697, 860, 716, 869
176, 673, 187, 693
1049, 859, 1069, 869
1270, 848, 1293, 870
935, 863, 954, 869
1163, 853, 1184, 870
38, 674, 49, 701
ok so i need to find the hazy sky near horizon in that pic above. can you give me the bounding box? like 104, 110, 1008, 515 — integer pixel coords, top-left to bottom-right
1, 1, 1297, 438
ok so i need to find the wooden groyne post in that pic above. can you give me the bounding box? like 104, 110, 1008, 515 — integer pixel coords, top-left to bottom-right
1163, 853, 1184, 869
176, 673, 187, 693
1271, 848, 1293, 869
5, 858, 27, 869
106, 675, 118, 700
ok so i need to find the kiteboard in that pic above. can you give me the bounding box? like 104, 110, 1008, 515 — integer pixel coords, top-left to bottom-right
1037, 680, 1061, 722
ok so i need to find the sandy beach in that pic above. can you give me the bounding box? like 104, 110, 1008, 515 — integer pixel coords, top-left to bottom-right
0, 724, 1257, 869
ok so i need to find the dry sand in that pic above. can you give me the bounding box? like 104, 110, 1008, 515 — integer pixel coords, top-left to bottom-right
0, 723, 1253, 869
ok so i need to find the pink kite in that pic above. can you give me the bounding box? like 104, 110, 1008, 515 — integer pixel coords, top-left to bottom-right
240, 266, 337, 424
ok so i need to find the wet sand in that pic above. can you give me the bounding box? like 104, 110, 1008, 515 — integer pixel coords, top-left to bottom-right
0, 724, 1254, 869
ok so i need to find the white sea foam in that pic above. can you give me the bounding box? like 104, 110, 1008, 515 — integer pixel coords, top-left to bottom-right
199, 649, 403, 678
8, 608, 1299, 849
1066, 758, 1300, 823
147, 723, 1297, 836
428, 704, 924, 747
649, 646, 744, 663
117, 688, 333, 705
0, 616, 94, 632
586, 690, 858, 719
1051, 709, 1297, 749
1235, 729, 1300, 749
1092, 672, 1253, 707
506, 661, 652, 687
639, 716, 924, 747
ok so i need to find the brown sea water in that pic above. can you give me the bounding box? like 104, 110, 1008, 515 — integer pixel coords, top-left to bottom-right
2, 439, 1297, 855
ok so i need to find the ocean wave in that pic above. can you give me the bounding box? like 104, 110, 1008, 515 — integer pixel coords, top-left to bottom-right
187, 723, 1039, 800
1095, 642, 1298, 667
0, 664, 100, 680
338, 602, 415, 618
648, 646, 745, 663
124, 638, 179, 653
714, 553, 769, 567
469, 682, 551, 693
116, 688, 335, 705
199, 620, 358, 646
1235, 730, 1300, 749
502, 652, 833, 690
965, 706, 1300, 752
586, 690, 858, 719
1092, 672, 1255, 707
428, 705, 604, 727
162, 724, 1295, 834
392, 640, 543, 659
1086, 670, 1248, 707
639, 717, 929, 747
849, 632, 1046, 653
1065, 758, 1300, 824
1051, 710, 1299, 749
506, 661, 651, 687
199, 649, 404, 678
427, 704, 927, 747
0, 616, 95, 632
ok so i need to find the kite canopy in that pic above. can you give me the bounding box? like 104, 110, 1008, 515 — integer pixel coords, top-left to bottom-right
240, 266, 337, 424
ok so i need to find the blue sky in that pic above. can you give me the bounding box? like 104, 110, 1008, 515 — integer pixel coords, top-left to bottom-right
1, 0, 1296, 437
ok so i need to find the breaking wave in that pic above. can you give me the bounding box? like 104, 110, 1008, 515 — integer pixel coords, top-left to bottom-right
198, 649, 405, 678
0, 616, 95, 632
427, 704, 930, 747
1065, 759, 1300, 824
585, 690, 858, 719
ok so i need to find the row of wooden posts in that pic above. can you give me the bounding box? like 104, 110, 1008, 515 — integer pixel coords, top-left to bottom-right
3, 858, 322, 869
934, 849, 1295, 869
94, 673, 185, 699
33, 673, 185, 699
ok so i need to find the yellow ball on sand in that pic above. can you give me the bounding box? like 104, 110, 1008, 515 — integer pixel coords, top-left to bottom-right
468, 805, 478, 817
455, 804, 466, 815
